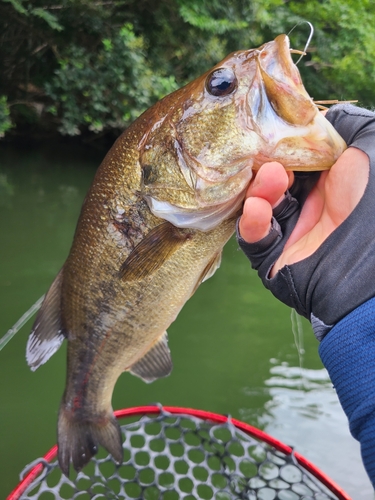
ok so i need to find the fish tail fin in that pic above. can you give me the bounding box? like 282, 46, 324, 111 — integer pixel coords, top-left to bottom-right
57, 404, 123, 476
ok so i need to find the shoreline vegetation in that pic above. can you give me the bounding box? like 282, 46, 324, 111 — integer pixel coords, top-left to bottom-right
1, 0, 375, 146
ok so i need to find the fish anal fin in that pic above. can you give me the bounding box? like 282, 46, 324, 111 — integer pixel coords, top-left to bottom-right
58, 404, 123, 476
26, 268, 66, 371
129, 331, 172, 383
119, 222, 192, 282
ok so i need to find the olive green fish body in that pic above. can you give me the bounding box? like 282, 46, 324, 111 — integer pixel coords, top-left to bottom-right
26, 34, 347, 475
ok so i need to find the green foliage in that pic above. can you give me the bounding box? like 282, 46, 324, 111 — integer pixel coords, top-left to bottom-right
178, 2, 247, 33
45, 23, 178, 135
1, 0, 375, 139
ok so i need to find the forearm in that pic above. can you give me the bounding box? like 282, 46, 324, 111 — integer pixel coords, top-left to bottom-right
319, 297, 375, 487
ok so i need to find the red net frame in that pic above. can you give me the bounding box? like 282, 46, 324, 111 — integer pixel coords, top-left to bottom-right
7, 405, 351, 500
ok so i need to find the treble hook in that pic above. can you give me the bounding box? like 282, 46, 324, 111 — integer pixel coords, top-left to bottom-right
288, 21, 314, 65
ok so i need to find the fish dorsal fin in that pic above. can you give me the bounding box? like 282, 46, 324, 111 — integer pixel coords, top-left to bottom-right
129, 332, 172, 383
119, 222, 192, 282
26, 269, 66, 371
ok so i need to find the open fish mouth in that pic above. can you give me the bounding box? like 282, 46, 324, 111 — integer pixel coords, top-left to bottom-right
248, 35, 346, 171
255, 34, 317, 127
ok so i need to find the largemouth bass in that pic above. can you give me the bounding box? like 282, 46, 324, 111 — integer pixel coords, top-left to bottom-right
26, 34, 346, 475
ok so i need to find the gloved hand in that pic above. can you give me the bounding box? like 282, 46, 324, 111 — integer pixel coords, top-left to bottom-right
237, 104, 375, 340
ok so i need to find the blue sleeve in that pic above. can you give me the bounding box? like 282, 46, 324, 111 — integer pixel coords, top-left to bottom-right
319, 297, 375, 488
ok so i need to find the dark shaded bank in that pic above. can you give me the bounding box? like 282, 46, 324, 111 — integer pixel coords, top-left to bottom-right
0, 129, 121, 160
0, 124, 120, 155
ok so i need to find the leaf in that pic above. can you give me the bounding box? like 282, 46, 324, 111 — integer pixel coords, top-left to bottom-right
30, 8, 63, 31
3, 0, 28, 15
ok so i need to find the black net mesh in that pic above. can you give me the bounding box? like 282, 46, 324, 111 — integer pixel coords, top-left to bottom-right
20, 410, 340, 500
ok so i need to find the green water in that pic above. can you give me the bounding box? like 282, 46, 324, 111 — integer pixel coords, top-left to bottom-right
0, 144, 372, 499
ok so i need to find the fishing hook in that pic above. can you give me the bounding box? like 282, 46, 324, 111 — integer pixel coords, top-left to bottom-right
288, 21, 314, 65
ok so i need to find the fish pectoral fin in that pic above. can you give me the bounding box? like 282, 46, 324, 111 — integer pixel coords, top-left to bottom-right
129, 331, 172, 383
190, 251, 223, 297
26, 268, 66, 371
201, 251, 222, 283
119, 222, 192, 282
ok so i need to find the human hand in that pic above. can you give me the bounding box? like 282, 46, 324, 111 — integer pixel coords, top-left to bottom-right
237, 104, 375, 340
239, 147, 369, 277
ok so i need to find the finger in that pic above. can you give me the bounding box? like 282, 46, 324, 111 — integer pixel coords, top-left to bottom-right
239, 197, 273, 243
246, 162, 292, 207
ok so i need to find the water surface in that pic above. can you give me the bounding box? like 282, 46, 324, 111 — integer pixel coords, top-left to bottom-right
0, 144, 372, 498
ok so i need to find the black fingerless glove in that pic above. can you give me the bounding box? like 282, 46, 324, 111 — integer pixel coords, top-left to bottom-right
237, 104, 375, 340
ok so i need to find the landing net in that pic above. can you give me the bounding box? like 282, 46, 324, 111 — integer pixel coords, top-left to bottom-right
8, 405, 350, 500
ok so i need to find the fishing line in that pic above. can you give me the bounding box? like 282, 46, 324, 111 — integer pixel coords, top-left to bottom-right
291, 308, 306, 389
0, 295, 44, 351
288, 21, 314, 65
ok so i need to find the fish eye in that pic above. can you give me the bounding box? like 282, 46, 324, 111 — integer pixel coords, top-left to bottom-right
206, 68, 237, 97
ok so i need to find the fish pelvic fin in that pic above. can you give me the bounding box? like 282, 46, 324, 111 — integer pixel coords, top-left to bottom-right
119, 222, 192, 282
129, 331, 173, 383
58, 404, 123, 477
26, 268, 66, 371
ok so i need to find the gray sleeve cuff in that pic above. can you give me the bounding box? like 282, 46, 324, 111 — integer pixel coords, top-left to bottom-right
310, 312, 333, 342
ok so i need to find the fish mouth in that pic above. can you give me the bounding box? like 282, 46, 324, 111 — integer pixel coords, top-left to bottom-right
255, 34, 317, 127
250, 34, 346, 171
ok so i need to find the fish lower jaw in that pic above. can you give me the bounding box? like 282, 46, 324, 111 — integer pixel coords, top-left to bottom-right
252, 155, 332, 172
253, 137, 346, 172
